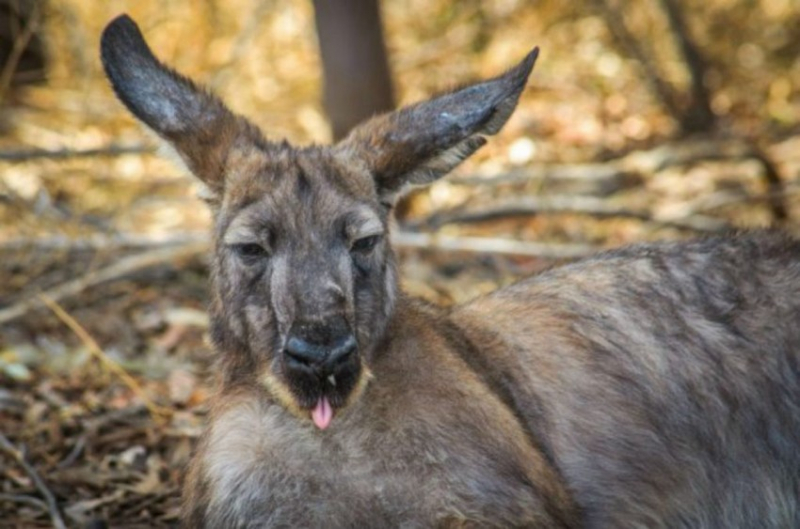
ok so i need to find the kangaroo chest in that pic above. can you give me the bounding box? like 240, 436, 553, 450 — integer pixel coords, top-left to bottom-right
195, 392, 560, 528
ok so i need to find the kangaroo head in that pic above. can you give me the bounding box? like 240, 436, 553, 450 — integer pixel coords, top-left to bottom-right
100, 14, 537, 429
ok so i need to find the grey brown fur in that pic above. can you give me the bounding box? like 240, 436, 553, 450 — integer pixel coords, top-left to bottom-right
101, 15, 800, 528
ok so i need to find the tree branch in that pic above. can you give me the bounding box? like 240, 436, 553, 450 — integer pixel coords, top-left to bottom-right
0, 2, 41, 104
657, 0, 715, 133
591, 0, 682, 120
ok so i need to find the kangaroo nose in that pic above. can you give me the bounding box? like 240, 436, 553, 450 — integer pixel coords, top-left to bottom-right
284, 331, 357, 369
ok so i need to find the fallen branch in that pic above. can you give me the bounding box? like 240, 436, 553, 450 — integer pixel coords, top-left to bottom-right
683, 183, 800, 217
0, 433, 67, 529
0, 241, 207, 325
0, 144, 154, 162
623, 137, 780, 174
418, 196, 728, 233
393, 231, 598, 259
1, 232, 208, 252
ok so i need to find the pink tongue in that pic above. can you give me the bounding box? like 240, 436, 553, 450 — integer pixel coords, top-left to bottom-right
311, 397, 333, 430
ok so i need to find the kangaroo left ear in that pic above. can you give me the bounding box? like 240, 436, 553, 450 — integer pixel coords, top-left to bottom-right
100, 14, 264, 198
337, 47, 538, 205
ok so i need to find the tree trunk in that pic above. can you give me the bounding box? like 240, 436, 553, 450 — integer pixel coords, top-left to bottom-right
0, 0, 46, 87
312, 0, 394, 140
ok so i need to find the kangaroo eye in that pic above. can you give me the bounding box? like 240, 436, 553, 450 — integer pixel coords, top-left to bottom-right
234, 243, 268, 259
351, 235, 381, 254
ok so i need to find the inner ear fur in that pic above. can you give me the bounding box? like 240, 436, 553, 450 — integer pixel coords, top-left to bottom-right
337, 47, 539, 203
100, 14, 264, 196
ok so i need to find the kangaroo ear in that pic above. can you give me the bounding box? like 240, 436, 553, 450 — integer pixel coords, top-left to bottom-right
337, 47, 538, 204
100, 14, 261, 197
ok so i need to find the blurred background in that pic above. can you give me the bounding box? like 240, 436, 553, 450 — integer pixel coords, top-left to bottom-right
1, 0, 799, 526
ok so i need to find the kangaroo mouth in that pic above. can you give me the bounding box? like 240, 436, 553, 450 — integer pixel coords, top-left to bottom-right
276, 353, 364, 429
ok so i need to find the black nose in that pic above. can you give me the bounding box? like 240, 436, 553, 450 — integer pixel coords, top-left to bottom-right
284, 329, 357, 369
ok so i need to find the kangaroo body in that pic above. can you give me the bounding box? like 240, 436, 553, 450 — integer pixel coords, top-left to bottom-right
99, 15, 800, 528
184, 233, 800, 528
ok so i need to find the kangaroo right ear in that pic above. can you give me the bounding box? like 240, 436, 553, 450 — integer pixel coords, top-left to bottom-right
100, 14, 262, 197
337, 48, 538, 206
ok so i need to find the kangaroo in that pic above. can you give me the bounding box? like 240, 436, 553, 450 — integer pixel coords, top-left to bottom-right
100, 15, 800, 528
